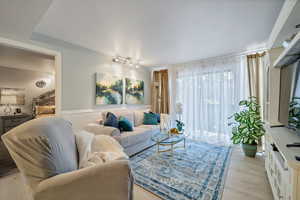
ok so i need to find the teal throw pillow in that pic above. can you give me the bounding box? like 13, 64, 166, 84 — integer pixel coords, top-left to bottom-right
119, 116, 134, 132
143, 112, 158, 125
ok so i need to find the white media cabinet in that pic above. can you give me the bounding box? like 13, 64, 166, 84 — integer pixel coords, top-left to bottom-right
265, 126, 300, 200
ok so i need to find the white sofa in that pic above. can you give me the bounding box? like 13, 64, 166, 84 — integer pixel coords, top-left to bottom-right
66, 109, 160, 156
2, 117, 133, 200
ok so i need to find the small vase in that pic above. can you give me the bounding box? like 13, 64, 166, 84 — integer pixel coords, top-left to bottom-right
242, 143, 257, 158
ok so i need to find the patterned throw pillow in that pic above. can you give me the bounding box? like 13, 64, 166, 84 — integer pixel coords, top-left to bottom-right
104, 112, 119, 128
143, 112, 159, 125
119, 116, 134, 132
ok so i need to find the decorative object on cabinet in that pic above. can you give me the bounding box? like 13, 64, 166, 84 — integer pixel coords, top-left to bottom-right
0, 88, 25, 115
0, 95, 16, 115
125, 78, 144, 104
228, 96, 265, 157
15, 108, 21, 114
95, 73, 123, 105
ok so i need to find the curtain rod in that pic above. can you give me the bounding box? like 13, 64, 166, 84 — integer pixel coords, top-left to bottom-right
151, 47, 267, 70
170, 47, 267, 67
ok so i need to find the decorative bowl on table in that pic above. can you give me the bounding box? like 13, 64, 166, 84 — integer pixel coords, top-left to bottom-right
169, 128, 183, 135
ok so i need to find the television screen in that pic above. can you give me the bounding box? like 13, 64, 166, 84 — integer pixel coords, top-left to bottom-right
288, 61, 300, 130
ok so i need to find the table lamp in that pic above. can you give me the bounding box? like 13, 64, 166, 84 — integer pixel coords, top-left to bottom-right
1, 95, 17, 115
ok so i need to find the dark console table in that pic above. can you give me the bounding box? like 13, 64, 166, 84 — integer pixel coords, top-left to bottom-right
0, 114, 33, 176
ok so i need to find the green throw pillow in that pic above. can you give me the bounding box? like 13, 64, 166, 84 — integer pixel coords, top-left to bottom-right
119, 116, 134, 132
143, 112, 158, 125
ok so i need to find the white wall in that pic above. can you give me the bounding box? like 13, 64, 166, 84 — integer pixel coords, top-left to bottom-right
30, 33, 151, 111
0, 44, 55, 73
0, 66, 55, 114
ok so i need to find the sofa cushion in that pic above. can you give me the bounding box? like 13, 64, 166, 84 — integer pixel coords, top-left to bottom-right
114, 127, 155, 148
84, 123, 121, 137
138, 124, 160, 131
133, 110, 144, 126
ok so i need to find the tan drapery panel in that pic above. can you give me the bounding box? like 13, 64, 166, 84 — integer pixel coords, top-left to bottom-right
247, 52, 266, 146
151, 70, 169, 114
247, 52, 266, 106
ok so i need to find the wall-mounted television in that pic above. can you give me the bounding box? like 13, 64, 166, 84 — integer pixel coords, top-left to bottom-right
279, 61, 300, 130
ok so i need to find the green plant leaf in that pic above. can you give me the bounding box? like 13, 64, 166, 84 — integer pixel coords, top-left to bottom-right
239, 100, 247, 106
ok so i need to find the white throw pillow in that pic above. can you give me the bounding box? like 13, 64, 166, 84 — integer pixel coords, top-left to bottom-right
75, 130, 95, 169
81, 152, 105, 168
79, 151, 123, 168
75, 130, 127, 169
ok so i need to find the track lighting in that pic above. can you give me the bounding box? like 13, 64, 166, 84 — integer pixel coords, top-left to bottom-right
112, 55, 142, 68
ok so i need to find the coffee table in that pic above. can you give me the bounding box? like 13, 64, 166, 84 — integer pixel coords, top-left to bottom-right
151, 133, 186, 155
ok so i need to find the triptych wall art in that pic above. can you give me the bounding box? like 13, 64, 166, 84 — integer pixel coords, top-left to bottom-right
95, 73, 144, 105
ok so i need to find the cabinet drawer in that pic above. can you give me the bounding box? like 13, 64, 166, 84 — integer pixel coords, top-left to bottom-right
0, 141, 14, 164
0, 115, 32, 136
4, 117, 30, 127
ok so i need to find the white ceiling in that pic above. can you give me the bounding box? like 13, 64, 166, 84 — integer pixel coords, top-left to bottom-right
0, 0, 284, 66
0, 0, 52, 40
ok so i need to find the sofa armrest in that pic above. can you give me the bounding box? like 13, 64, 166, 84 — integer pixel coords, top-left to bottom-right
34, 160, 133, 200
84, 123, 121, 137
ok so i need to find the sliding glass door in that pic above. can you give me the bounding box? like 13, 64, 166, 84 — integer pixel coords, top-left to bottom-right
175, 57, 247, 146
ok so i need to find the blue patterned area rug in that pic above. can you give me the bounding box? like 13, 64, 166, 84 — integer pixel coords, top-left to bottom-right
130, 140, 232, 200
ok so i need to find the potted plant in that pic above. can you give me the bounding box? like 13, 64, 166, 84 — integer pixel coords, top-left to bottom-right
169, 121, 185, 135
288, 97, 300, 130
228, 96, 265, 157
176, 120, 185, 133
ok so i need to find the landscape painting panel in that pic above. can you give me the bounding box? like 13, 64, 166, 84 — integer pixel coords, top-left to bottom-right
125, 78, 144, 104
96, 73, 123, 105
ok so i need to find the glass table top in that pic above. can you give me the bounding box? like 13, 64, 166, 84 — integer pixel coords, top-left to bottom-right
151, 133, 185, 144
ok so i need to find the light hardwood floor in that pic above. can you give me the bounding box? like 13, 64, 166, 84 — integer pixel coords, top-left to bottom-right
0, 147, 273, 200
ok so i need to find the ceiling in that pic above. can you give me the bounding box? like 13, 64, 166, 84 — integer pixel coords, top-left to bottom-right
0, 0, 284, 66
0, 0, 52, 40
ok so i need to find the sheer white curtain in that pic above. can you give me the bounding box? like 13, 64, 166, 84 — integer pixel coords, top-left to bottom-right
174, 56, 248, 146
